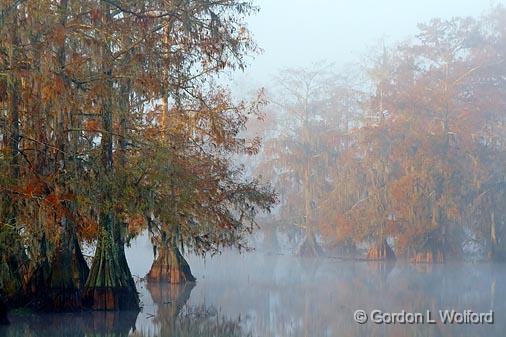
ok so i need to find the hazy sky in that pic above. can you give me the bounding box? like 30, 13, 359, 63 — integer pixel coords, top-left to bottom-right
233, 0, 506, 89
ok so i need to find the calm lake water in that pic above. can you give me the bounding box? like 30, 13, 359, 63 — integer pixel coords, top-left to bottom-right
2, 233, 506, 337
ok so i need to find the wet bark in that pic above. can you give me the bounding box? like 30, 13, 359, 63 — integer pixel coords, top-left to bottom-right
24, 224, 89, 311
367, 239, 396, 261
46, 228, 89, 311
84, 215, 139, 310
147, 241, 196, 284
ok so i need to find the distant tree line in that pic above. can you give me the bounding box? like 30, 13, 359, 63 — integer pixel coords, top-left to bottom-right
256, 7, 506, 262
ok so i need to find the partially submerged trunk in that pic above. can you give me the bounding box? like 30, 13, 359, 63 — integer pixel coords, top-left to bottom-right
25, 218, 89, 311
0, 296, 8, 325
84, 215, 139, 311
263, 226, 280, 254
147, 242, 195, 284
488, 211, 505, 261
410, 232, 446, 263
46, 230, 89, 311
367, 239, 396, 261
411, 249, 445, 264
24, 234, 51, 306
0, 237, 28, 307
296, 231, 323, 257
82, 1, 138, 312
329, 238, 357, 259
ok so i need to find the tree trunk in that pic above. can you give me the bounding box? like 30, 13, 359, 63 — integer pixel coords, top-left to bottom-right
367, 239, 396, 261
82, 1, 139, 311
296, 230, 323, 257
84, 215, 139, 310
46, 224, 89, 311
488, 211, 503, 261
411, 242, 445, 263
410, 231, 446, 263
411, 249, 445, 264
24, 233, 51, 305
263, 226, 280, 253
147, 241, 196, 284
0, 1, 23, 305
0, 296, 8, 325
27, 0, 89, 312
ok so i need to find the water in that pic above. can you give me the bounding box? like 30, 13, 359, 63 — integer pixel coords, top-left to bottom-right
2, 234, 506, 337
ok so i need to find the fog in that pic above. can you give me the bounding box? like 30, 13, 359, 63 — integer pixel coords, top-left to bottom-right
3, 0, 506, 336
4, 233, 506, 336
235, 0, 505, 85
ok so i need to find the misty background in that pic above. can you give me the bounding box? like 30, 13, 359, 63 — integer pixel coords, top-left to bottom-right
3, 1, 506, 336
234, 0, 506, 87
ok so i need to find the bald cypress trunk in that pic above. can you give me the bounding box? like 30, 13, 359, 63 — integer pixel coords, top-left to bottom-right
84, 215, 139, 310
296, 230, 323, 257
487, 210, 504, 261
367, 239, 396, 261
0, 296, 8, 325
45, 222, 89, 311
411, 235, 445, 264
24, 233, 50, 303
0, 7, 25, 307
27, 0, 89, 312
411, 249, 445, 264
147, 239, 195, 284
83, 1, 139, 311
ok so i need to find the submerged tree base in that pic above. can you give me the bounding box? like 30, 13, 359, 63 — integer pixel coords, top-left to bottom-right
84, 226, 139, 311
147, 245, 196, 284
411, 249, 445, 263
83, 287, 139, 311
296, 232, 324, 257
367, 239, 396, 261
0, 297, 8, 325
26, 234, 90, 312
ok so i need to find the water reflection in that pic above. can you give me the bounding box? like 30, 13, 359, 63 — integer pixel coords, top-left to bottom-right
135, 282, 249, 337
2, 252, 506, 337
0, 310, 138, 337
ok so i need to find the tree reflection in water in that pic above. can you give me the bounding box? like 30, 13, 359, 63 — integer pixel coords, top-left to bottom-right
2, 252, 506, 337
134, 282, 251, 337
0, 310, 138, 337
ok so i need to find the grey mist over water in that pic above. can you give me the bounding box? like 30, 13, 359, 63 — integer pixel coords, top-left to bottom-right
2, 232, 506, 337
3, 1, 506, 337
